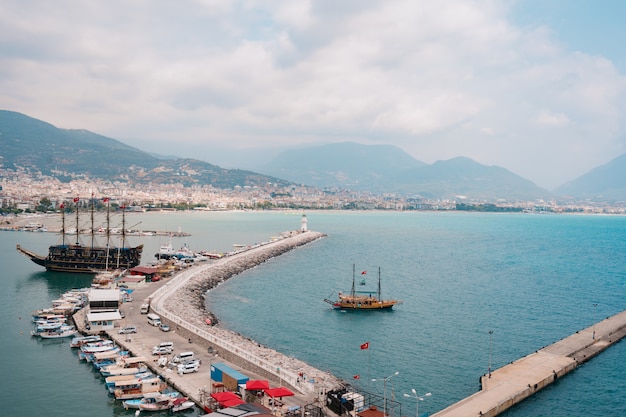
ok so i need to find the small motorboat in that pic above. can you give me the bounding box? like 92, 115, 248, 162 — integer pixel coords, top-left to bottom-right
171, 397, 195, 412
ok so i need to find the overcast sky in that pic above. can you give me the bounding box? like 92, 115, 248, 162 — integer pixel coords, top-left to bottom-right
2, 0, 625, 190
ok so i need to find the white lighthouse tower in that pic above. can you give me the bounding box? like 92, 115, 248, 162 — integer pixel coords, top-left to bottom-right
300, 213, 308, 232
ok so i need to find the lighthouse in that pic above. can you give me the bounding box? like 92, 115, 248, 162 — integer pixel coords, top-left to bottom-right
300, 213, 308, 232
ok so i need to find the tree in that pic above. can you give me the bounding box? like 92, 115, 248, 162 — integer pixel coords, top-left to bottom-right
36, 197, 54, 212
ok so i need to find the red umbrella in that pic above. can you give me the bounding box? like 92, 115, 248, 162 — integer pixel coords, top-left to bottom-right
211, 391, 240, 403
264, 387, 294, 398
246, 379, 270, 390
221, 398, 246, 407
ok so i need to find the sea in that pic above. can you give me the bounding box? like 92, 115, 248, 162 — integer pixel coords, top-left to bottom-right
1, 210, 625, 417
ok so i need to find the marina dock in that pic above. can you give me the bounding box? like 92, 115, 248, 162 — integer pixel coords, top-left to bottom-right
432, 310, 626, 417
73, 230, 335, 412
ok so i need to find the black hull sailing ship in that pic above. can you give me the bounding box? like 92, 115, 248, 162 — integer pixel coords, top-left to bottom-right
16, 197, 143, 273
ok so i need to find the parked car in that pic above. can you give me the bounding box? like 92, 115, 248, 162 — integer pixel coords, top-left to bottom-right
159, 323, 170, 332
177, 361, 200, 374
181, 358, 201, 367
171, 351, 195, 364
118, 326, 137, 334
152, 346, 173, 355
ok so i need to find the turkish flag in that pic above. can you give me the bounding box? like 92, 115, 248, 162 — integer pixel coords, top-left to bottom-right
59, 203, 65, 209
360, 342, 369, 350
103, 197, 109, 203
73, 197, 79, 203
361, 271, 367, 275
353, 375, 360, 380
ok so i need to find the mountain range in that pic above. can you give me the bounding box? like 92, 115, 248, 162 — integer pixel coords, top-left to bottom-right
1, 110, 624, 201
0, 110, 290, 189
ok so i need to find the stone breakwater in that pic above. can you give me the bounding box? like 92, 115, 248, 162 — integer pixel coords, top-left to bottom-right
155, 230, 342, 395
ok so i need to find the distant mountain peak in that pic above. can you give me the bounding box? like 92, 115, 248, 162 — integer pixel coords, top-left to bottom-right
2, 110, 621, 200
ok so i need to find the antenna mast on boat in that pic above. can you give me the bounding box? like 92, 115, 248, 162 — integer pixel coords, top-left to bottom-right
378, 267, 382, 301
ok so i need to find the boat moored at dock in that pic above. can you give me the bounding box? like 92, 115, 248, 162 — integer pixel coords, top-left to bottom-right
113, 376, 168, 400
16, 197, 143, 273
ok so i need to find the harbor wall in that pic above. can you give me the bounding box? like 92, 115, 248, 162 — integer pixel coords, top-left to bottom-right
72, 230, 338, 409
150, 230, 336, 395
432, 309, 626, 417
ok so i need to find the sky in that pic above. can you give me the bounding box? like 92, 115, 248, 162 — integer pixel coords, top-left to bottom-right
1, 0, 626, 190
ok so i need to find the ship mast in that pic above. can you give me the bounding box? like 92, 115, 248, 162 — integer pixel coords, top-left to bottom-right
121, 203, 127, 249
74, 196, 80, 245
118, 203, 127, 269
351, 263, 356, 299
90, 194, 95, 249
60, 202, 66, 246
377, 267, 382, 301
104, 197, 110, 271
105, 197, 111, 248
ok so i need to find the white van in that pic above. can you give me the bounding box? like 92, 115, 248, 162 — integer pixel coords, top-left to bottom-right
140, 298, 151, 314
172, 351, 195, 364
155, 341, 174, 350
151, 341, 174, 355
147, 313, 161, 326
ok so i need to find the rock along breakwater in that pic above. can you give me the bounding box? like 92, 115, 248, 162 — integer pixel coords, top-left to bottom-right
150, 230, 341, 397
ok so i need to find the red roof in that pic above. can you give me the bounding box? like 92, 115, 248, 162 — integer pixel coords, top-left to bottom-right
211, 391, 241, 404
210, 391, 246, 407
264, 387, 294, 398
221, 398, 246, 407
246, 380, 270, 390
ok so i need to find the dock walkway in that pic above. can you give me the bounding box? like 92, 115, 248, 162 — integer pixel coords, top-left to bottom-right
74, 230, 335, 413
432, 310, 626, 417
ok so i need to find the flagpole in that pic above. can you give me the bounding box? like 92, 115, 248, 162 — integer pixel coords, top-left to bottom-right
360, 341, 371, 388
368, 345, 371, 389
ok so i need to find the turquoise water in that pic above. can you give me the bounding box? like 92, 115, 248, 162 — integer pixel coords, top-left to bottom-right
2, 211, 625, 416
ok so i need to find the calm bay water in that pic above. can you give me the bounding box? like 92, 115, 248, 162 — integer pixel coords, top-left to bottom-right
2, 211, 625, 416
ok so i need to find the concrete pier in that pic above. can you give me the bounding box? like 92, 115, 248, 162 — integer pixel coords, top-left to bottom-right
74, 230, 339, 412
432, 310, 626, 417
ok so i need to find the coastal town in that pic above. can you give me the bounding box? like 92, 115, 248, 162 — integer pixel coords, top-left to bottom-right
1, 169, 626, 216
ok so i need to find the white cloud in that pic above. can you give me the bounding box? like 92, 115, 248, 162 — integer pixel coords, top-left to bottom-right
536, 110, 570, 127
1, 0, 625, 189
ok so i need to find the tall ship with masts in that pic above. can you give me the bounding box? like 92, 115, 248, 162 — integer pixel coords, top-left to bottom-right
324, 264, 399, 310
16, 197, 143, 273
